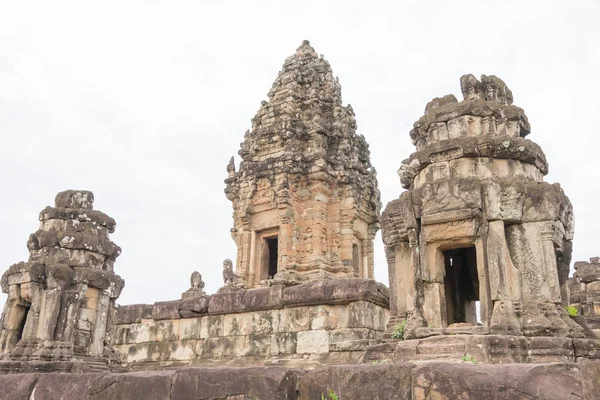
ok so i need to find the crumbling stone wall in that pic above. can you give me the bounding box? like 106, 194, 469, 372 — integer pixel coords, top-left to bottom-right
225, 41, 381, 288
0, 190, 123, 367
113, 279, 389, 367
569, 257, 600, 338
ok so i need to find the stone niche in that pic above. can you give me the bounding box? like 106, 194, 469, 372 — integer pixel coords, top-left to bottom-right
381, 75, 597, 353
113, 279, 389, 368
0, 190, 124, 371
225, 40, 381, 288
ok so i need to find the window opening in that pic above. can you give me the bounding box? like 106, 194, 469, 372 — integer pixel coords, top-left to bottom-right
266, 236, 278, 279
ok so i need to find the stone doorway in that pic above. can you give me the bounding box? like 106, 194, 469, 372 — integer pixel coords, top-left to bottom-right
443, 247, 479, 325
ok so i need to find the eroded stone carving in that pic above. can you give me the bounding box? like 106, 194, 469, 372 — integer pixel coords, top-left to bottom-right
0, 190, 123, 367
222, 259, 237, 285
383, 75, 583, 342
181, 271, 206, 300
225, 40, 381, 288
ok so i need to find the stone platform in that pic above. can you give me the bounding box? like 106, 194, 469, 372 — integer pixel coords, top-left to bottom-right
0, 362, 598, 400
113, 279, 390, 369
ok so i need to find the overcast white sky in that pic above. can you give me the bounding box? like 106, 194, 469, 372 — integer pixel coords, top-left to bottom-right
1, 1, 599, 307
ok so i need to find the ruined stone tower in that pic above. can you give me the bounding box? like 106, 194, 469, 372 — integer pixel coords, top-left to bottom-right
382, 75, 581, 339
0, 190, 123, 368
225, 41, 381, 288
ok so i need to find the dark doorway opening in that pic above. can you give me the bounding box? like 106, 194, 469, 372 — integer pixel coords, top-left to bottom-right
266, 236, 278, 278
15, 304, 30, 342
443, 247, 479, 325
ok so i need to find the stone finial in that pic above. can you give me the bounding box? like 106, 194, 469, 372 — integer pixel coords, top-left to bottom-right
222, 258, 237, 286
227, 156, 236, 178
296, 39, 317, 57
55, 190, 94, 210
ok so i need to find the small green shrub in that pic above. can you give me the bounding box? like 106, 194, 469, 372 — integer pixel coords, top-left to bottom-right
461, 353, 476, 363
565, 306, 579, 317
321, 388, 339, 400
391, 320, 407, 340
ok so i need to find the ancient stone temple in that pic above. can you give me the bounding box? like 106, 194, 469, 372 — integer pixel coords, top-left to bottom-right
0, 46, 599, 400
382, 74, 584, 341
0, 190, 123, 371
225, 40, 381, 288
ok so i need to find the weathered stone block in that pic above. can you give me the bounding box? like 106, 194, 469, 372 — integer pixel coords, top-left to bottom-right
152, 300, 180, 321
178, 296, 209, 318
179, 317, 201, 340
200, 315, 223, 338
242, 286, 283, 311
170, 339, 198, 361
223, 313, 253, 336
297, 330, 329, 353
88, 371, 173, 400
411, 362, 583, 400
0, 373, 38, 400
271, 332, 297, 355
126, 342, 150, 363
155, 319, 179, 342
200, 336, 245, 359
329, 328, 376, 352
298, 363, 415, 400
279, 307, 310, 332
244, 333, 272, 356
208, 290, 244, 314
116, 304, 145, 325
170, 367, 298, 400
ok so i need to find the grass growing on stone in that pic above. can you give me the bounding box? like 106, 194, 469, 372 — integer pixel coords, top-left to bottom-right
322, 388, 339, 400
565, 305, 579, 316
391, 320, 407, 340
461, 353, 477, 363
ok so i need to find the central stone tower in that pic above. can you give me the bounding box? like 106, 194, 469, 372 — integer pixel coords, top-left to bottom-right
225, 40, 381, 288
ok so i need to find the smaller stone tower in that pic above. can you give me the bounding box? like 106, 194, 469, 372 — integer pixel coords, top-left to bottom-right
382, 75, 581, 339
225, 41, 381, 288
0, 190, 123, 369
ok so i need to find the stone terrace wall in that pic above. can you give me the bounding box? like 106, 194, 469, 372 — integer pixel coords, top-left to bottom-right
113, 279, 389, 368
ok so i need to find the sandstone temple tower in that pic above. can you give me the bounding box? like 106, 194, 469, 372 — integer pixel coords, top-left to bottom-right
0, 190, 123, 369
225, 41, 381, 288
382, 75, 580, 338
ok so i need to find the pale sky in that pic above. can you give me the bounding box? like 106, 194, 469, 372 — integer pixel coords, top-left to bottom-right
1, 1, 599, 307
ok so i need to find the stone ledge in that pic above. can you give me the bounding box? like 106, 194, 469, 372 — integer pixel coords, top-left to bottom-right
116, 278, 389, 324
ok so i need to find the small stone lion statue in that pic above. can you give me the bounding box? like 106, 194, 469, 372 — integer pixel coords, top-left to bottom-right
222, 259, 238, 286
